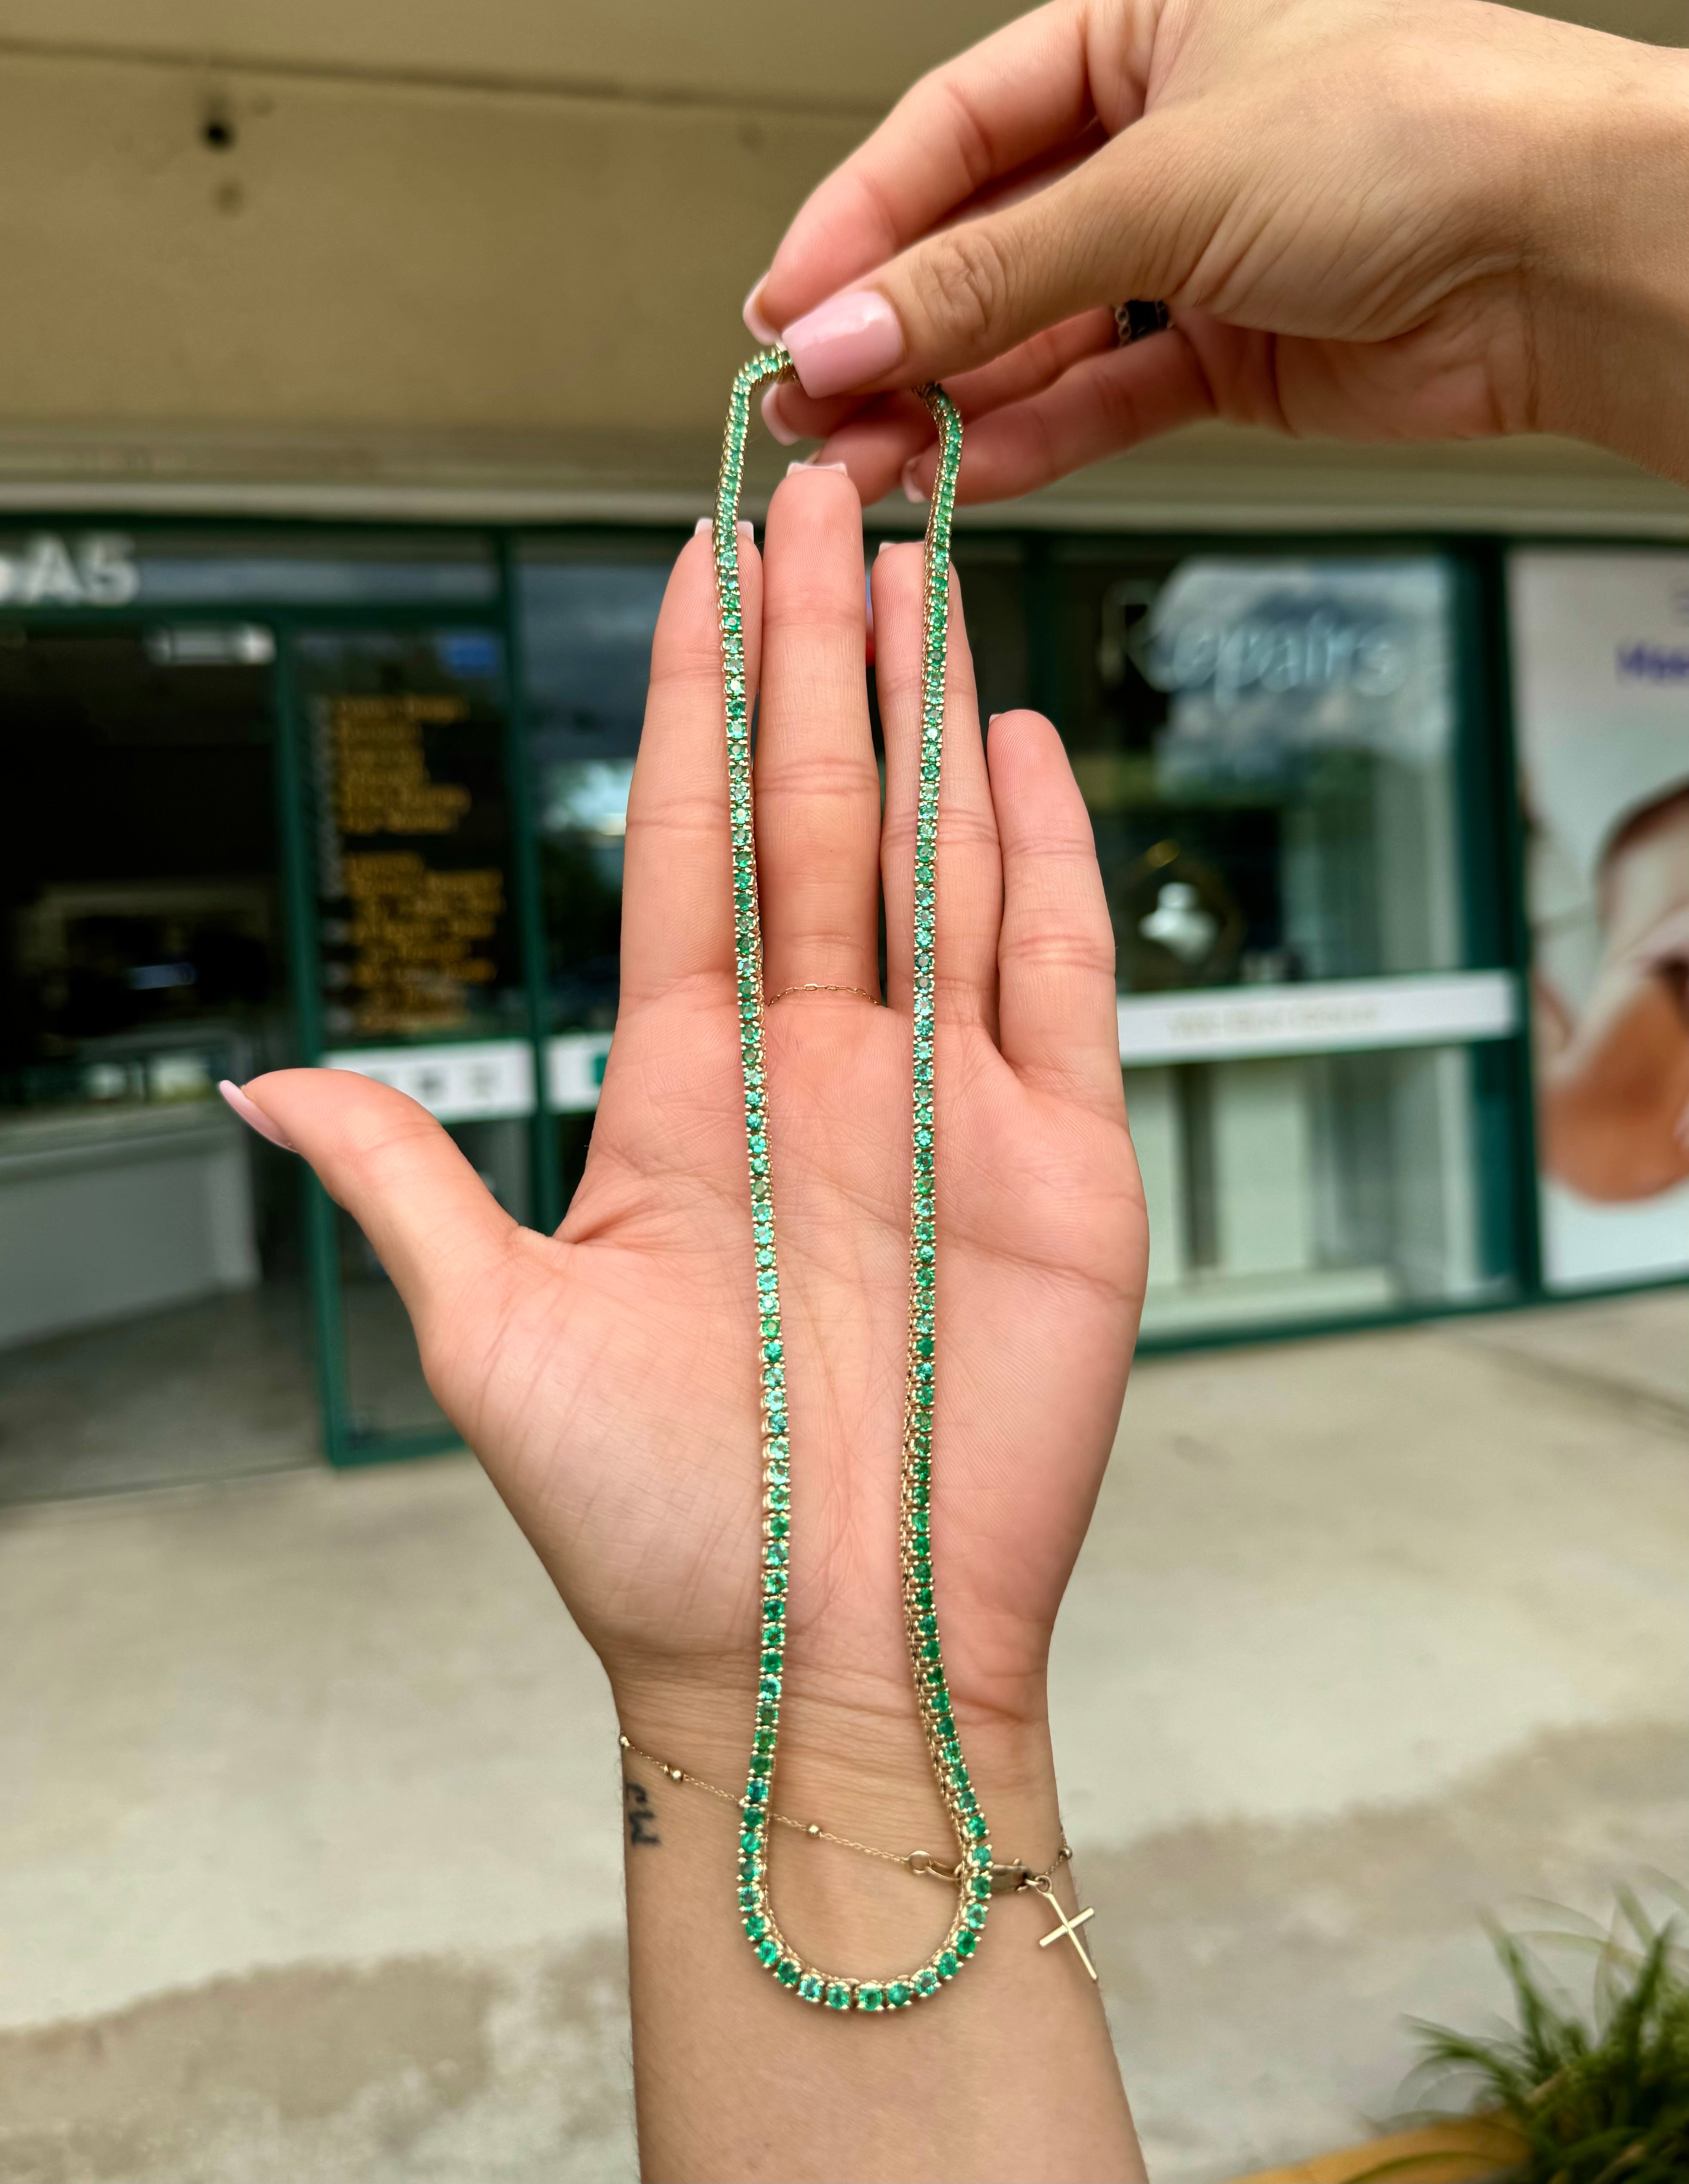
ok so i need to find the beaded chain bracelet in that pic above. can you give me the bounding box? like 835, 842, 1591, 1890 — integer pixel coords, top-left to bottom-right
708, 349, 987, 2014
619, 1732, 1097, 1980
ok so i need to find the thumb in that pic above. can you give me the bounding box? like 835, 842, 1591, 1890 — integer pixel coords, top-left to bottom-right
781, 111, 1230, 398
223, 1069, 518, 1335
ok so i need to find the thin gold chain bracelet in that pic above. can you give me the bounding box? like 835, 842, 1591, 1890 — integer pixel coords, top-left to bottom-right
618, 1733, 1098, 1980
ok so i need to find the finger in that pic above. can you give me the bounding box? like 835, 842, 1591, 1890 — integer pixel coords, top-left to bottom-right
769, 309, 1114, 446
780, 111, 1238, 399
903, 329, 1215, 503
986, 711, 1123, 1108
620, 522, 762, 1008
229, 1070, 516, 1331
755, 2, 1145, 337
811, 312, 1121, 505
762, 379, 926, 451
873, 542, 1001, 1032
753, 464, 883, 999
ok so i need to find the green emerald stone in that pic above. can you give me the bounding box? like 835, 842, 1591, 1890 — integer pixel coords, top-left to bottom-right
937, 1951, 959, 1980
824, 1984, 851, 2011
857, 1986, 884, 2013
776, 1959, 800, 1986
965, 1905, 988, 1930
956, 1929, 977, 1958
798, 1974, 825, 2003
888, 1982, 912, 2008
914, 1968, 940, 1996
744, 1915, 767, 1940
756, 1938, 779, 1965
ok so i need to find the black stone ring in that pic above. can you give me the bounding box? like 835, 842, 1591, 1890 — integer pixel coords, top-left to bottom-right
1114, 299, 1172, 346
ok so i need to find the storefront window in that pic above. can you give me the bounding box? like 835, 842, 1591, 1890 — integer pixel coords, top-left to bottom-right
0, 520, 1533, 1495
1054, 548, 1511, 1332
0, 624, 312, 1496
1059, 551, 1466, 989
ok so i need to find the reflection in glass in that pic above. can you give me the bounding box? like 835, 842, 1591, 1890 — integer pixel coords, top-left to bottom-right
517, 543, 678, 1031
1064, 552, 1465, 992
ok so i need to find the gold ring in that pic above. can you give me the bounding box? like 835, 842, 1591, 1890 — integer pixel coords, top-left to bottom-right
768, 982, 880, 1006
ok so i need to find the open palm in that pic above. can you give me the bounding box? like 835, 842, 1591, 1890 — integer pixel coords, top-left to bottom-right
244, 468, 1145, 1756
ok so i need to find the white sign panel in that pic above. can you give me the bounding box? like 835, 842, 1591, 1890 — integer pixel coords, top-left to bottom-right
547, 1032, 613, 1113
0, 532, 138, 607
1117, 971, 1517, 1067
1508, 550, 1689, 1292
323, 1039, 534, 1124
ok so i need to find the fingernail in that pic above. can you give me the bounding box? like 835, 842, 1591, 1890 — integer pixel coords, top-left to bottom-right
781, 289, 903, 400
901, 455, 929, 505
785, 458, 850, 476
220, 1080, 294, 1153
876, 539, 898, 557
696, 517, 755, 539
743, 270, 779, 344
989, 713, 1002, 725
761, 384, 799, 446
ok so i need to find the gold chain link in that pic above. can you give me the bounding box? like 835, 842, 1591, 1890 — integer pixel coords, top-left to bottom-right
618, 1734, 1072, 1893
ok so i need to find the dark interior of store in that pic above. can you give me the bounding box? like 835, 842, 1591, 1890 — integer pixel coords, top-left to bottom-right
0, 626, 315, 1500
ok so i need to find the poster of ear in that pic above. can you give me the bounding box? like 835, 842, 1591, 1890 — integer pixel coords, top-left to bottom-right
1507, 550, 1689, 1290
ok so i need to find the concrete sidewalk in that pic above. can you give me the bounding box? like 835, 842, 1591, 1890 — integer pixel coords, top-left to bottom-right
1, 1292, 1683, 2182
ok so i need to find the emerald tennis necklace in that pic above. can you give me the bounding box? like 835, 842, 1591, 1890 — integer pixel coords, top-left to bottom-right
712, 350, 989, 2014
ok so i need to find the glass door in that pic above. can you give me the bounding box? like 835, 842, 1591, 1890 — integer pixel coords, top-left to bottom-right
283, 621, 541, 1461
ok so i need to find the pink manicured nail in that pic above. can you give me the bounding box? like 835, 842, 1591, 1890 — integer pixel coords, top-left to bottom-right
781, 289, 903, 399
988, 713, 1002, 725
220, 1080, 295, 1152
693, 517, 755, 538
786, 458, 850, 476
743, 271, 779, 344
901, 456, 929, 505
761, 384, 799, 446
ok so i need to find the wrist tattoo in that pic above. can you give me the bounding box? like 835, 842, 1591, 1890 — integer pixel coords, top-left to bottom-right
625, 1777, 662, 1848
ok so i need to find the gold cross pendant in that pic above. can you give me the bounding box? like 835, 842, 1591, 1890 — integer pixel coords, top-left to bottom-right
1028, 1877, 1098, 1980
